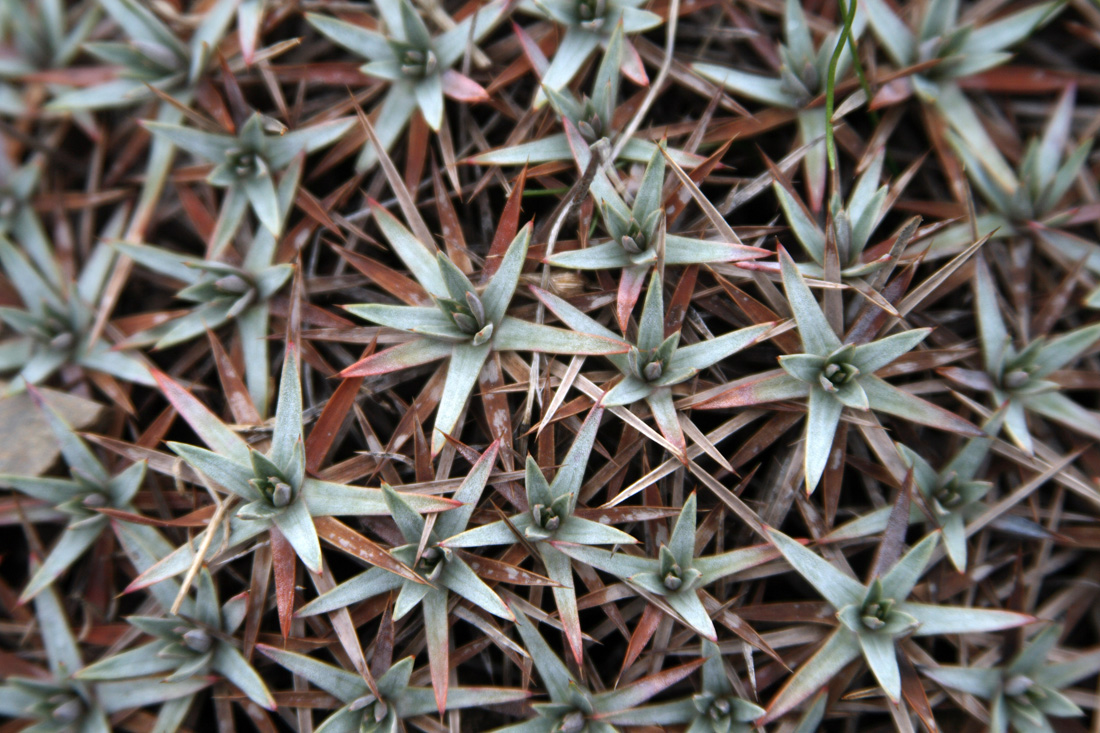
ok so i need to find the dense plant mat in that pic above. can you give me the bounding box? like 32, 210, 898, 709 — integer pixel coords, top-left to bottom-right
2, 0, 1100, 731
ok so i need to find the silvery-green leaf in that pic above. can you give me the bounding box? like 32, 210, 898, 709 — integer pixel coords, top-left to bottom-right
434, 442, 498, 539
240, 169, 282, 236
342, 338, 453, 377
553, 516, 636, 545
375, 656, 415, 702
441, 516, 529, 549
0, 475, 81, 504
482, 224, 531, 325
857, 631, 901, 701
548, 242, 635, 270
553, 543, 654, 579
206, 185, 250, 258
96, 677, 210, 712
186, 0, 237, 83
357, 85, 421, 171
143, 122, 234, 163
79, 344, 155, 386
663, 588, 716, 640
0, 238, 65, 315
306, 13, 391, 59
694, 543, 780, 585
665, 492, 697, 570
664, 234, 766, 264
603, 375, 654, 406
1021, 391, 1100, 441
440, 555, 512, 620
765, 628, 861, 722
383, 484, 427, 544
668, 323, 773, 374
211, 642, 275, 710
861, 376, 983, 436
535, 29, 601, 106
297, 567, 405, 617
265, 118, 355, 170
779, 353, 827, 384
780, 248, 841, 355
124, 518, 267, 591
415, 71, 445, 131
20, 521, 104, 602
167, 443, 257, 500
272, 497, 322, 573
942, 512, 968, 571
472, 134, 577, 166
878, 532, 939, 599
432, 341, 491, 454
861, 0, 915, 65
112, 242, 206, 285
766, 528, 865, 608
774, 182, 825, 263
961, 1, 1060, 55
1030, 323, 1100, 378
33, 582, 82, 677
510, 606, 578, 703
77, 641, 176, 681
923, 664, 1001, 699
903, 601, 1033, 636
550, 404, 604, 506
692, 63, 799, 108
369, 203, 445, 295
271, 347, 302, 470
33, 395, 109, 484
832, 379, 867, 412
784, 0, 814, 67
849, 329, 931, 374
154, 370, 250, 461
99, 0, 187, 58
797, 107, 827, 211
1038, 139, 1093, 215
344, 304, 467, 341
632, 144, 665, 225
494, 317, 628, 355
636, 271, 665, 352
804, 386, 844, 493
303, 479, 454, 516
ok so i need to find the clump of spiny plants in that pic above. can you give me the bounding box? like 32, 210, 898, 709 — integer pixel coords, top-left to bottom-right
2, 1, 1100, 731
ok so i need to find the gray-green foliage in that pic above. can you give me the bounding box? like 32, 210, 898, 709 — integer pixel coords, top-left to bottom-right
557, 494, 778, 641
0, 389, 147, 602
0, 211, 153, 393
259, 645, 530, 732
126, 345, 457, 589
48, 0, 238, 112
763, 528, 1032, 721
297, 442, 508, 711
342, 207, 628, 454
537, 272, 771, 457
518, 0, 660, 108
78, 569, 274, 715
441, 405, 634, 664
698, 248, 981, 492
143, 112, 352, 247
925, 623, 1100, 733
491, 603, 703, 733
941, 254, 1100, 454
0, 580, 209, 733
112, 155, 302, 415
694, 0, 867, 209
307, 0, 506, 169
